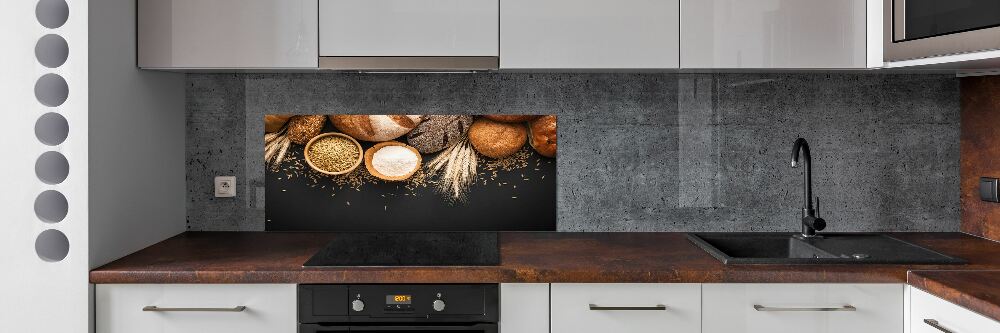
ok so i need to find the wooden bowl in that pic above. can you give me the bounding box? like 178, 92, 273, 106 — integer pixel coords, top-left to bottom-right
364, 141, 422, 181
303, 133, 363, 175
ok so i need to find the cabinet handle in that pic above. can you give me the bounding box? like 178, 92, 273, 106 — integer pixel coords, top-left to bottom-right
753, 305, 856, 312
142, 306, 247, 312
588, 304, 667, 311
923, 319, 954, 333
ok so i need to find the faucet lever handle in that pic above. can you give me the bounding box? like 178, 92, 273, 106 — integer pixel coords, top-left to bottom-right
815, 196, 820, 218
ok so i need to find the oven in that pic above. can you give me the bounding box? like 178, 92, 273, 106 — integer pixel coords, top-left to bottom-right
299, 284, 499, 333
885, 0, 1000, 61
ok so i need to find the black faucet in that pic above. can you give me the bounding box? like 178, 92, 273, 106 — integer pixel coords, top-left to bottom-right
791, 138, 826, 237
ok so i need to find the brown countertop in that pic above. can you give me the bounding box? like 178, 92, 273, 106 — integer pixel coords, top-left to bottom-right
908, 270, 1000, 322
90, 232, 1000, 285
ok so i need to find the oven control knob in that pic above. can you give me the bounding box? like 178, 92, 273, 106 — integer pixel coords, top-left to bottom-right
351, 299, 365, 312
432, 299, 446, 312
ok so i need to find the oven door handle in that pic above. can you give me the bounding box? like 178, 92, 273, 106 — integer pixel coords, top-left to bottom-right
350, 324, 496, 331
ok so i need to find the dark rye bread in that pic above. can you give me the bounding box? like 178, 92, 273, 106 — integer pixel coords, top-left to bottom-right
406, 115, 474, 154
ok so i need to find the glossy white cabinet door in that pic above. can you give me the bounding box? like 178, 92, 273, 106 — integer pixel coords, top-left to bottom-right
551, 283, 701, 333
138, 0, 318, 69
681, 0, 869, 68
319, 0, 499, 57
96, 284, 296, 333
501, 0, 680, 69
910, 287, 1000, 333
500, 283, 549, 333
702, 283, 903, 333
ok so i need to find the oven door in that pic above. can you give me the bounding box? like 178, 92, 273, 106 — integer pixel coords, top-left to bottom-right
885, 0, 1000, 61
300, 323, 498, 333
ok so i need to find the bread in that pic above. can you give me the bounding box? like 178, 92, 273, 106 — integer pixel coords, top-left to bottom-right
264, 115, 292, 133
468, 118, 527, 159
483, 115, 542, 123
329, 115, 422, 142
528, 115, 557, 158
286, 115, 327, 145
406, 115, 474, 154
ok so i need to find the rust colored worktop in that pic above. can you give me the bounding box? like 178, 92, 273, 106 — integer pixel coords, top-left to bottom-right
90, 232, 1000, 285
908, 270, 1000, 322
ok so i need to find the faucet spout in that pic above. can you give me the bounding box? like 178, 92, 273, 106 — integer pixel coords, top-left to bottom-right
791, 138, 825, 237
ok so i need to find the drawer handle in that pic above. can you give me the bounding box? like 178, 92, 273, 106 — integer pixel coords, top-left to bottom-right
589, 304, 667, 311
923, 319, 954, 333
753, 305, 856, 312
142, 306, 247, 312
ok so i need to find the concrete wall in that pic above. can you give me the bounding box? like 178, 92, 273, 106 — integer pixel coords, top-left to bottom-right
186, 73, 960, 232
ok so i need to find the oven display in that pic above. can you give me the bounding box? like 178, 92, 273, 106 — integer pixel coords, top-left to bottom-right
386, 295, 412, 305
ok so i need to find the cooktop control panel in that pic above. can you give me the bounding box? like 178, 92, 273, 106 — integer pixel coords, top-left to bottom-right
299, 284, 498, 323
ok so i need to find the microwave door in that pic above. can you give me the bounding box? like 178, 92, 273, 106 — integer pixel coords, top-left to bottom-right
885, 0, 1000, 61
895, 0, 1000, 42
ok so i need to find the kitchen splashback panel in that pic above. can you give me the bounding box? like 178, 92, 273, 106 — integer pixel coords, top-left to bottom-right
264, 114, 556, 231
186, 73, 960, 232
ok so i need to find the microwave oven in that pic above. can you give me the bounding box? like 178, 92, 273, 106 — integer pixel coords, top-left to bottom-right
884, 0, 1000, 62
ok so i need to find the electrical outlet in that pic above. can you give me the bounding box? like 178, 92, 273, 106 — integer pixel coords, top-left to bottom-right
215, 176, 236, 198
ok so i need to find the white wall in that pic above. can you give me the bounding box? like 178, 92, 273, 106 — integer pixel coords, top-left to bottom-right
88, 0, 186, 270
0, 0, 90, 331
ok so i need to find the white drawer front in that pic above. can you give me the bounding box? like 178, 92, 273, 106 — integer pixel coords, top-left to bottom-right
96, 284, 296, 333
551, 283, 701, 333
911, 287, 1000, 333
703, 283, 903, 333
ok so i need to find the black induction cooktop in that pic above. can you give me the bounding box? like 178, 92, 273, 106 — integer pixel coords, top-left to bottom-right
303, 232, 500, 266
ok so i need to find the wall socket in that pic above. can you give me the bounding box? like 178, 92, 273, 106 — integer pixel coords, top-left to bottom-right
215, 176, 236, 198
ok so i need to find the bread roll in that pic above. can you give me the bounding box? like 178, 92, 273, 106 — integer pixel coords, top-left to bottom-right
406, 115, 474, 154
468, 118, 527, 159
528, 115, 557, 158
483, 115, 542, 123
329, 115, 422, 142
286, 115, 326, 145
264, 115, 292, 133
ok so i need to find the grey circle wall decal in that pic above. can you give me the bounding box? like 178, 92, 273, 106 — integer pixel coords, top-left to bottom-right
35, 34, 68, 68
34, 190, 68, 223
36, 0, 69, 29
35, 229, 69, 262
34, 73, 69, 107
35, 151, 69, 185
35, 112, 69, 146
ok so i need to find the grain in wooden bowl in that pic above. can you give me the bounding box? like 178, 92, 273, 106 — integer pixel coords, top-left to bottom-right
364, 141, 422, 181
304, 133, 363, 175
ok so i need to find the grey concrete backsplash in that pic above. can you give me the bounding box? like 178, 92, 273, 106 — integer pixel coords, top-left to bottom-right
186, 73, 960, 232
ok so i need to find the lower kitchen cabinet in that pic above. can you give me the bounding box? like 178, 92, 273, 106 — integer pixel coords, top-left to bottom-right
500, 283, 549, 333
703, 284, 903, 333
910, 287, 1000, 333
551, 283, 701, 333
95, 284, 296, 333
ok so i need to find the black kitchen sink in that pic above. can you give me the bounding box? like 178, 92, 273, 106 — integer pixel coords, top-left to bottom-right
687, 233, 965, 265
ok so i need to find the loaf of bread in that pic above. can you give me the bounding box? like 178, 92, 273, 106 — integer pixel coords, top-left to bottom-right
286, 115, 327, 145
264, 115, 292, 133
468, 118, 527, 159
328, 115, 422, 142
406, 115, 474, 154
483, 115, 542, 123
528, 115, 557, 158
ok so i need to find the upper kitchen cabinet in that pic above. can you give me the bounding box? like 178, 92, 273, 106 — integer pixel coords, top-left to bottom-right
681, 0, 881, 69
319, 0, 500, 70
500, 0, 680, 69
138, 0, 318, 69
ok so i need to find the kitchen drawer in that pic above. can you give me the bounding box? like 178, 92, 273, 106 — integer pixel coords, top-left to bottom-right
550, 283, 701, 333
702, 283, 903, 333
96, 284, 296, 333
910, 287, 1000, 333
